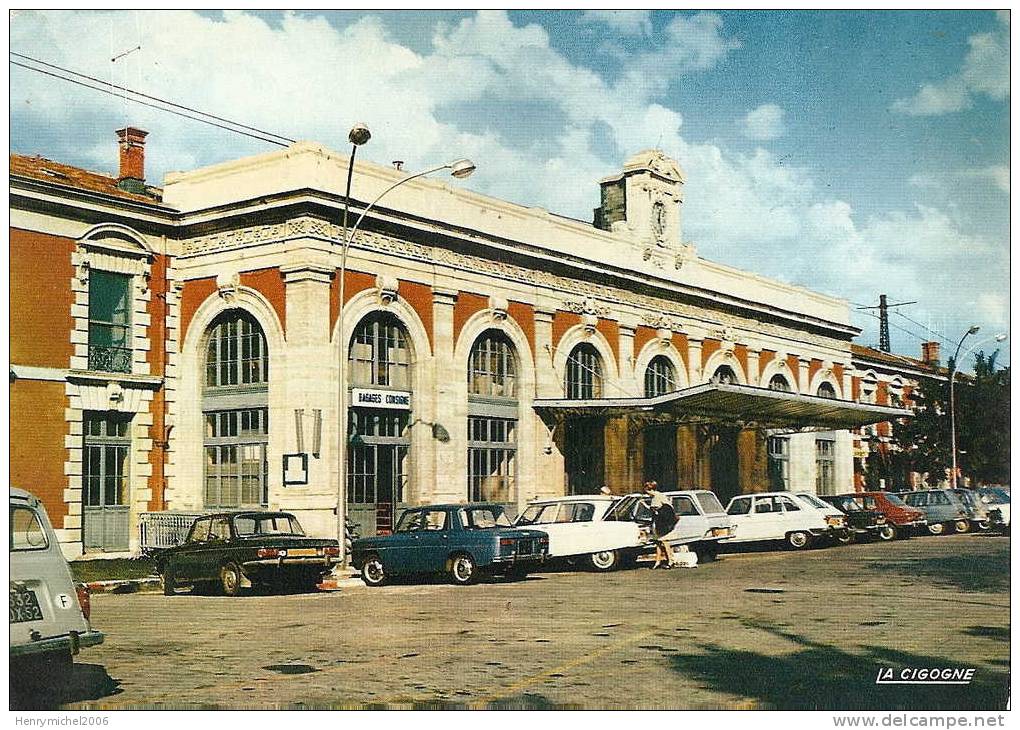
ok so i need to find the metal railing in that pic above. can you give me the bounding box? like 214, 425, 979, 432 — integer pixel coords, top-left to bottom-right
138, 512, 206, 552
88, 344, 133, 373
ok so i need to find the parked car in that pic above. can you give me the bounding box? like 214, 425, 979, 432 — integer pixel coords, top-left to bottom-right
791, 493, 852, 543
849, 491, 927, 537
898, 490, 974, 535
977, 486, 1010, 529
948, 488, 992, 531
351, 503, 549, 586
514, 495, 641, 571
820, 494, 896, 541
10, 488, 104, 679
724, 491, 837, 550
155, 511, 340, 596
601, 489, 735, 562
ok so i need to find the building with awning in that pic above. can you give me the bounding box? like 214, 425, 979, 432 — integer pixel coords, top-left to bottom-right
12, 129, 924, 554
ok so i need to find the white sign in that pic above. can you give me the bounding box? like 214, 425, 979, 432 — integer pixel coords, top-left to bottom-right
352, 388, 412, 410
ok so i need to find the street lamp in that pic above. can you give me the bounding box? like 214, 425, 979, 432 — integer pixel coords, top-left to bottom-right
948, 327, 1007, 488
333, 128, 475, 568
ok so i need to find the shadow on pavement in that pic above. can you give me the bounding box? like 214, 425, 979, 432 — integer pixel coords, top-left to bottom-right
10, 662, 122, 710
667, 625, 1009, 711
861, 548, 1010, 594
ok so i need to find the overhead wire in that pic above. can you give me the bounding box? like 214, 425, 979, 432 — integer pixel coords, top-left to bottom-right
11, 52, 295, 146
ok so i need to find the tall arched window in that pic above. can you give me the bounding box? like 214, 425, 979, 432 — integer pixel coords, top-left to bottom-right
349, 313, 411, 389
816, 382, 837, 399
346, 313, 413, 535
645, 355, 678, 398
468, 332, 517, 398
768, 374, 791, 392
566, 343, 603, 400
203, 310, 269, 509
468, 331, 519, 503
712, 365, 738, 385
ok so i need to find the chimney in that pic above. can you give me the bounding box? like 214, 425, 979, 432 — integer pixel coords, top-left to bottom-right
921, 341, 941, 366
116, 127, 148, 193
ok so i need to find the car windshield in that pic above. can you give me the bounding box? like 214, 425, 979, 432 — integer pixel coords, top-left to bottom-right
695, 492, 725, 515
980, 488, 1009, 504
840, 499, 862, 512
461, 507, 512, 529
517, 504, 553, 526
10, 506, 48, 551
234, 514, 304, 537
882, 493, 907, 507
797, 494, 831, 510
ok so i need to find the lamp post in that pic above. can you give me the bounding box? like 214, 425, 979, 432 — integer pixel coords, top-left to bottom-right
333, 128, 475, 567
948, 328, 1007, 488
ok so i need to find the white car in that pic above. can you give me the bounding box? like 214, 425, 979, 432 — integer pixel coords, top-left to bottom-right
792, 492, 851, 544
977, 487, 1011, 529
514, 495, 642, 571
10, 488, 104, 681
724, 491, 835, 550
602, 489, 735, 561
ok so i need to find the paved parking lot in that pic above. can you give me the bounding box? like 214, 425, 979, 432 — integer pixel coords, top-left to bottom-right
13, 533, 1010, 710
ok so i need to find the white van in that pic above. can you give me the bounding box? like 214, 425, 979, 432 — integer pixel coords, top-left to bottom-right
10, 488, 104, 677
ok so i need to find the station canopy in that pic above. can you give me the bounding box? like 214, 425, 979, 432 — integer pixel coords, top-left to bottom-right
533, 382, 911, 432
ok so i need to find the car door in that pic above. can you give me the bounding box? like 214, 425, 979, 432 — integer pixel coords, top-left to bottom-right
775, 494, 811, 534
669, 495, 704, 542
565, 502, 602, 554
412, 509, 453, 572
171, 517, 211, 578
387, 509, 425, 573
726, 496, 755, 541
194, 516, 232, 580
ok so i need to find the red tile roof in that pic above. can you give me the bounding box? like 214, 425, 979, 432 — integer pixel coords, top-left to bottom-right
852, 344, 947, 377
10, 153, 164, 205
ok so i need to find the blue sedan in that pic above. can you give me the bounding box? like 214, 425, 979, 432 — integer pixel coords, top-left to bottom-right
350, 503, 549, 586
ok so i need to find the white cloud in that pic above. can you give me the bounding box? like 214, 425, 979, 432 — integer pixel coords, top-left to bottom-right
580, 10, 652, 37
742, 103, 786, 141
893, 17, 1009, 116
8, 10, 1007, 352
910, 166, 1008, 194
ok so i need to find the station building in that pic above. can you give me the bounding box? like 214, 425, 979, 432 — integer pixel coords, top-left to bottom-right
10, 128, 909, 557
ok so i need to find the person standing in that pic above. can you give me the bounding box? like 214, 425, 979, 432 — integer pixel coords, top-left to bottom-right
644, 481, 678, 568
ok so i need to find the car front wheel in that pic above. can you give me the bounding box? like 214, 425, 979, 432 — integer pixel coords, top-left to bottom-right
588, 550, 619, 572
954, 519, 971, 534
360, 556, 388, 587
786, 531, 811, 550
220, 562, 243, 597
835, 530, 853, 545
449, 553, 477, 585
876, 525, 896, 541
927, 522, 946, 536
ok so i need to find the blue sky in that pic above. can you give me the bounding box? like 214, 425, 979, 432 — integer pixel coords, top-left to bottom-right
9, 10, 1010, 365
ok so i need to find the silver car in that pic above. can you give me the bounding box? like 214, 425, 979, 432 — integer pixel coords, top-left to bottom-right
899, 489, 975, 535
10, 488, 104, 678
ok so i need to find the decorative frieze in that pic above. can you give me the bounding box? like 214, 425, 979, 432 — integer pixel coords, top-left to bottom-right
562, 297, 611, 318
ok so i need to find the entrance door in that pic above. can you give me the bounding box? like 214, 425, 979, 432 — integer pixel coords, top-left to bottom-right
709, 427, 740, 505
82, 412, 131, 552
347, 408, 410, 536
564, 417, 604, 495
643, 426, 677, 490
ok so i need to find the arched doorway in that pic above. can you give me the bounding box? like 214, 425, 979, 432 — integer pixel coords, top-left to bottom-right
643, 355, 679, 489
467, 331, 519, 504
563, 343, 605, 494
202, 310, 270, 509
347, 312, 413, 534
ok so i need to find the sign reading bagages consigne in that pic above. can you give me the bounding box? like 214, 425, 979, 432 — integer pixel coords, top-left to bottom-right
352, 388, 412, 410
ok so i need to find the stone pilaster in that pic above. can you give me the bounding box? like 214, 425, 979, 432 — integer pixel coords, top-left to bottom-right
430, 288, 462, 502
618, 316, 638, 394
746, 348, 761, 387
799, 358, 811, 394
687, 338, 703, 384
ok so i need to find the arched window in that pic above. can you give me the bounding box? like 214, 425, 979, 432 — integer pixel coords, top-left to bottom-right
768, 374, 791, 392
565, 343, 603, 400
860, 373, 878, 404
888, 378, 904, 407
645, 355, 678, 398
816, 382, 837, 399
203, 310, 269, 509
205, 310, 268, 388
349, 313, 411, 389
468, 332, 517, 399
712, 365, 738, 385
467, 331, 519, 503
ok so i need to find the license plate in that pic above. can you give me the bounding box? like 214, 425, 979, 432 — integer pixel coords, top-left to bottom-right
10, 587, 44, 624
288, 548, 317, 557
714, 528, 730, 537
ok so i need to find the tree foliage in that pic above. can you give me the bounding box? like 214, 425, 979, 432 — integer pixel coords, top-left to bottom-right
887, 349, 1009, 487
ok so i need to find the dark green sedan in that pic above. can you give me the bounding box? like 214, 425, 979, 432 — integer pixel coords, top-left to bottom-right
156, 511, 340, 596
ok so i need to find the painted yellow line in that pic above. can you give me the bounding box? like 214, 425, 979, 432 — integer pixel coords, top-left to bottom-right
468, 628, 659, 709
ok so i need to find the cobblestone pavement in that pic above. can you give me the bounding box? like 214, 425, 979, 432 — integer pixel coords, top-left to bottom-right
14, 533, 1010, 710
